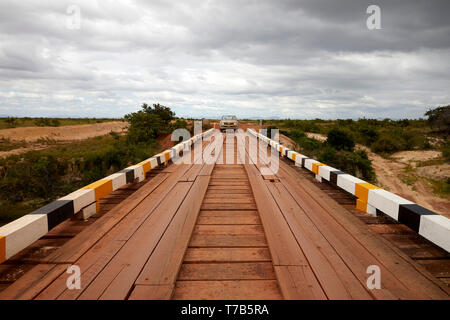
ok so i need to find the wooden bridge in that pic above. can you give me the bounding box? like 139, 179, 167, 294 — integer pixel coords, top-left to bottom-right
0, 130, 449, 300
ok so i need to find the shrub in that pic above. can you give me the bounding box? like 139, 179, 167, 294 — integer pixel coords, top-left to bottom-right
289, 129, 306, 140
124, 103, 175, 144
326, 128, 355, 151
358, 126, 379, 146
370, 134, 404, 154
318, 148, 375, 182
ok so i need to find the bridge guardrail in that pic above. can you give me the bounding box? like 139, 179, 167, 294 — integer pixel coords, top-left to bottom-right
247, 128, 450, 253
0, 128, 215, 264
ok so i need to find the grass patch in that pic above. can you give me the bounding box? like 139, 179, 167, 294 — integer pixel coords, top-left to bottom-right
398, 173, 418, 187
428, 178, 450, 199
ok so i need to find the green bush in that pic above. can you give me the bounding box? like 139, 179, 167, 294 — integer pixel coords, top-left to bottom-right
282, 128, 375, 182
370, 135, 403, 154
318, 147, 375, 182
326, 128, 355, 151
124, 103, 175, 144
289, 129, 306, 140
358, 126, 379, 146
425, 105, 450, 133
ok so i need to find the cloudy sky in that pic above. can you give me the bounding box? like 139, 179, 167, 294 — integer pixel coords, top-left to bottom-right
0, 0, 449, 119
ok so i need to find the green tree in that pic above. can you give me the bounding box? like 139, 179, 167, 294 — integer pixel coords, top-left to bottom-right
141, 103, 175, 123
425, 105, 450, 132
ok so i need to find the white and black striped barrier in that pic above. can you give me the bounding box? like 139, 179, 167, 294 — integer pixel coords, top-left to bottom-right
247, 128, 449, 253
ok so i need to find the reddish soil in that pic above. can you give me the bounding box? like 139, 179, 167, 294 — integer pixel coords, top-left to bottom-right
0, 122, 128, 158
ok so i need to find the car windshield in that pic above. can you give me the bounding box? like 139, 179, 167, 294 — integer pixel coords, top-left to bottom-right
222, 115, 237, 120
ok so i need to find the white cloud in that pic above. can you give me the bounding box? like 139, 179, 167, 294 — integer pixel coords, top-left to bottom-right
0, 0, 449, 119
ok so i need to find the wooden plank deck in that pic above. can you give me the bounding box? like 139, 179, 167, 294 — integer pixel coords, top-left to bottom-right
238, 131, 449, 299
0, 130, 448, 300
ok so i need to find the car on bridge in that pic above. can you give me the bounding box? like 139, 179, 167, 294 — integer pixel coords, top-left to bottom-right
219, 115, 238, 131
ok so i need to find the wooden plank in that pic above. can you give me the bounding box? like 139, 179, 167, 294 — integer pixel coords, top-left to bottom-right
274, 167, 415, 299
381, 234, 449, 259
42, 171, 172, 263
369, 224, 414, 234
214, 166, 245, 169
179, 164, 204, 182
276, 160, 450, 299
36, 240, 126, 300
202, 198, 254, 204
208, 185, 251, 190
134, 176, 211, 287
204, 193, 254, 199
197, 214, 260, 225
199, 210, 259, 216
274, 266, 327, 300
266, 181, 370, 299
207, 188, 252, 194
173, 280, 283, 300
193, 225, 264, 235
178, 262, 276, 280
210, 175, 247, 179
416, 260, 450, 278
189, 234, 267, 247
1, 162, 183, 300
243, 164, 308, 266
184, 248, 271, 263
128, 284, 174, 300
0, 264, 69, 300
198, 164, 215, 176
76, 182, 193, 300
213, 169, 246, 173
209, 180, 249, 186
201, 203, 257, 210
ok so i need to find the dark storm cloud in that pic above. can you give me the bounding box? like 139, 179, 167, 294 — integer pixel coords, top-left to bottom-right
0, 0, 449, 119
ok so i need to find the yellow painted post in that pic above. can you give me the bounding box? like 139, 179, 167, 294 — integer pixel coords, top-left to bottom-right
138, 160, 151, 174
82, 179, 113, 213
354, 182, 380, 213
164, 151, 171, 164
312, 163, 325, 175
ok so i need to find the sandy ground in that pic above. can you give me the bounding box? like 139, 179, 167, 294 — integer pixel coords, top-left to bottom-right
0, 122, 128, 158
304, 132, 450, 217
391, 150, 442, 167
416, 164, 450, 181
0, 121, 127, 142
